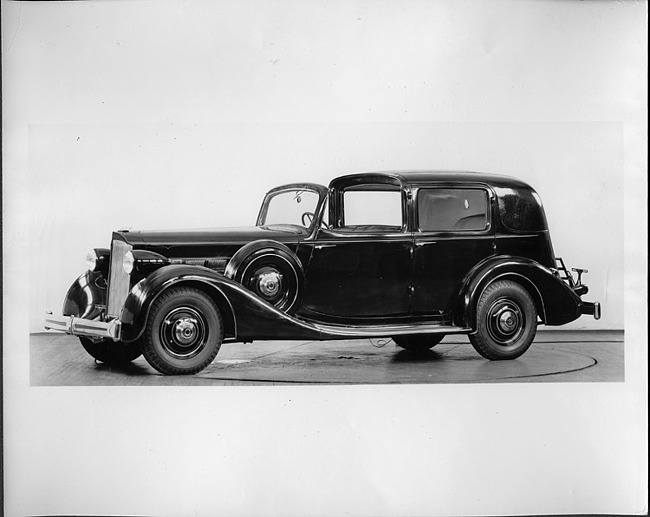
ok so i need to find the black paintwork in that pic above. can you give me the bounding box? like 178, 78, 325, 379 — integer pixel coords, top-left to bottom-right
63, 271, 107, 321
302, 231, 412, 318
64, 171, 598, 342
122, 225, 309, 250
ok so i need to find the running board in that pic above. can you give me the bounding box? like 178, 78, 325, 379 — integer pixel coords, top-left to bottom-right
308, 321, 471, 339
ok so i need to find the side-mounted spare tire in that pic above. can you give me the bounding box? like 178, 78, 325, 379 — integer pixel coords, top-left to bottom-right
225, 240, 305, 315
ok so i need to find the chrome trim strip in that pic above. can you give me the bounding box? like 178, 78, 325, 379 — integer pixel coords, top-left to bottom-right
107, 240, 133, 316
310, 322, 471, 338
315, 233, 411, 242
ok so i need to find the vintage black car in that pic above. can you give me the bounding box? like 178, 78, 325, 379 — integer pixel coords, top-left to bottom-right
46, 171, 601, 375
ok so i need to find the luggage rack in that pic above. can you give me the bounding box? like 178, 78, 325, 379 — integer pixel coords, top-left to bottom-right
555, 257, 589, 296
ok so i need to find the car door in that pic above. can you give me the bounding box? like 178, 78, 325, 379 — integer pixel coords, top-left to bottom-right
411, 185, 495, 315
301, 185, 412, 319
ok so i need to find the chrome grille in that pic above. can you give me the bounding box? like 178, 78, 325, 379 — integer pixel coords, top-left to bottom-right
106, 239, 133, 317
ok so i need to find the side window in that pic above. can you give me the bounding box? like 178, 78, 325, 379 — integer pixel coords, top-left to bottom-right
342, 189, 402, 231
418, 188, 488, 231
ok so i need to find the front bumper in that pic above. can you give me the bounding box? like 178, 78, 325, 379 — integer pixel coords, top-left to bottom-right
44, 312, 122, 341
578, 301, 601, 320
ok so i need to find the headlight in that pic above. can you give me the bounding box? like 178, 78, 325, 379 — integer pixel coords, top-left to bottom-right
86, 250, 98, 272
123, 251, 135, 274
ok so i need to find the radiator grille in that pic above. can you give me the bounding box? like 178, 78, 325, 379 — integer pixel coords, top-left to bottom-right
106, 239, 133, 317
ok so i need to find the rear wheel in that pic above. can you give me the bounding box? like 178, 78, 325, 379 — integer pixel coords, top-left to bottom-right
80, 337, 142, 364
141, 286, 223, 375
392, 334, 445, 352
469, 280, 537, 360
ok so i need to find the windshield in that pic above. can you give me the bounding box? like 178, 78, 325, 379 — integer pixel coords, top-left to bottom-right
259, 188, 321, 228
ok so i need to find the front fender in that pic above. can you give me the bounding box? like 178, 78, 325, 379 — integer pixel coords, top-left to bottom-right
62, 270, 107, 320
119, 265, 234, 342
453, 256, 583, 330
119, 264, 322, 343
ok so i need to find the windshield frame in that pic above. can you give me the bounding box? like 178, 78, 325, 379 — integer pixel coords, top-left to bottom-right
256, 183, 329, 235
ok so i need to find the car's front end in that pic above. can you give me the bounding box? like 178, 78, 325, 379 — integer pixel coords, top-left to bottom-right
45, 183, 329, 348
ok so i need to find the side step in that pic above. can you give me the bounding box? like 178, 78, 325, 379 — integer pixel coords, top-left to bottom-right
309, 321, 472, 339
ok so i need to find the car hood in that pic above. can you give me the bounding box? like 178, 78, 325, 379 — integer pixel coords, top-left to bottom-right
118, 225, 310, 247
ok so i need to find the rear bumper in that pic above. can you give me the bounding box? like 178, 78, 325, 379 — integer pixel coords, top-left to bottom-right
579, 301, 601, 320
44, 312, 122, 341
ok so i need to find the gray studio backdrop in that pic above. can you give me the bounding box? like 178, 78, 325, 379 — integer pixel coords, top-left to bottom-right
23, 0, 632, 334
30, 121, 622, 332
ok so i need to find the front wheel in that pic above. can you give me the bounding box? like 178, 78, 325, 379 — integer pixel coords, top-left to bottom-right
140, 286, 223, 375
469, 280, 537, 360
80, 337, 142, 364
392, 334, 445, 352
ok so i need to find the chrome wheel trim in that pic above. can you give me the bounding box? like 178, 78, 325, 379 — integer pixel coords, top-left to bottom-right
486, 298, 524, 346
159, 306, 208, 359
241, 253, 300, 311
249, 265, 287, 305
257, 269, 283, 298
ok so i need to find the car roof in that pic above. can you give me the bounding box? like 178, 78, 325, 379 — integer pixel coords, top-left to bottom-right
330, 170, 534, 190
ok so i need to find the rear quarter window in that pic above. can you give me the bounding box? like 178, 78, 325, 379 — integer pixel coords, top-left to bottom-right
495, 187, 548, 232
417, 188, 489, 231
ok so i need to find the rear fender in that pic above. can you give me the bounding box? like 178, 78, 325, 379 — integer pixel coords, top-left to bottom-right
452, 256, 582, 330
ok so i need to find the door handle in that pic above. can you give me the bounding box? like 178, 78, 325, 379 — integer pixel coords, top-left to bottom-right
315, 244, 336, 250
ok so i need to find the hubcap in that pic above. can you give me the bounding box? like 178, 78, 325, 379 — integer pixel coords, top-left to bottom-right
498, 310, 517, 332
240, 256, 299, 313
160, 307, 207, 359
257, 270, 283, 298
487, 299, 524, 345
173, 318, 198, 344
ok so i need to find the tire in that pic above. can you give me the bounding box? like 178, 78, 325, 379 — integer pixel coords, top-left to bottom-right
227, 245, 304, 315
140, 286, 223, 375
392, 334, 445, 352
80, 337, 142, 364
469, 280, 537, 360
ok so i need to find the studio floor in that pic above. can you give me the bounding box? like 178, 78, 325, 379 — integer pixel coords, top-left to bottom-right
30, 330, 624, 386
